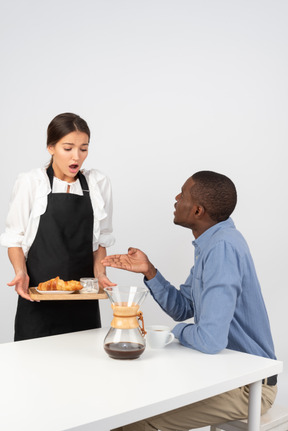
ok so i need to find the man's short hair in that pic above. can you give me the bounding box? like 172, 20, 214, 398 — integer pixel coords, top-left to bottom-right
190, 171, 237, 222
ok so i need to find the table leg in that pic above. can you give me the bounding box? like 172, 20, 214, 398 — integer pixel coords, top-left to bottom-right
247, 380, 262, 431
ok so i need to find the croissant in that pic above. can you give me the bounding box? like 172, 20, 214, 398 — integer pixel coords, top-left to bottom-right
37, 276, 83, 291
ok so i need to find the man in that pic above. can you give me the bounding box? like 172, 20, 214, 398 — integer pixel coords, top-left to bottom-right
102, 171, 277, 431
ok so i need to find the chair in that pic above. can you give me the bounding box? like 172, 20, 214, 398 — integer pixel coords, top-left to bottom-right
210, 404, 288, 431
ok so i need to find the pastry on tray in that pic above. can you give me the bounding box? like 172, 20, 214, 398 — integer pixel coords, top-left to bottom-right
37, 276, 83, 291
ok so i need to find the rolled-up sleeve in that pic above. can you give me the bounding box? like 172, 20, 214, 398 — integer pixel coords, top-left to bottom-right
0, 173, 34, 248
97, 175, 115, 248
85, 169, 115, 250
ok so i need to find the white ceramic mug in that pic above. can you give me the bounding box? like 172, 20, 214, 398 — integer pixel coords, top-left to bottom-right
146, 325, 175, 349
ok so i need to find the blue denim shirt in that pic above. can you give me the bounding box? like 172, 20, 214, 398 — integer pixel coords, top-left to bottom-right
145, 218, 276, 358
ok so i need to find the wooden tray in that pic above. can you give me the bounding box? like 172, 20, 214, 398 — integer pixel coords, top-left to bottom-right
29, 288, 108, 301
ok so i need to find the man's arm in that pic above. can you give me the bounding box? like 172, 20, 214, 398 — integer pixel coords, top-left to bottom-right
102, 247, 194, 321
172, 242, 242, 354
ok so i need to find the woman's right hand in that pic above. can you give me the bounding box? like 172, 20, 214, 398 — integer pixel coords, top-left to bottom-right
7, 247, 33, 301
7, 271, 32, 301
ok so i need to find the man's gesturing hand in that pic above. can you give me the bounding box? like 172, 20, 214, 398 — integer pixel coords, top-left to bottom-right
101, 247, 157, 280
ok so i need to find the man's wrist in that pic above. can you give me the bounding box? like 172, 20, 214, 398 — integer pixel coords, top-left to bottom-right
144, 264, 157, 280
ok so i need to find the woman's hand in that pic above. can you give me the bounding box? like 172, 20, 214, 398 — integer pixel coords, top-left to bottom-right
7, 271, 32, 301
97, 273, 117, 289
101, 247, 157, 280
7, 248, 33, 301
93, 246, 117, 289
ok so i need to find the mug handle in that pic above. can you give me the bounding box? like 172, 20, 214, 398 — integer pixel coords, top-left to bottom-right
165, 332, 175, 345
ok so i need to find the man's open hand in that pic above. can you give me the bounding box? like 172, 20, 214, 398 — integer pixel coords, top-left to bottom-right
101, 247, 157, 280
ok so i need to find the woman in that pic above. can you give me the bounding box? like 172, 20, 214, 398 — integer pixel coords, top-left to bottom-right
0, 112, 115, 341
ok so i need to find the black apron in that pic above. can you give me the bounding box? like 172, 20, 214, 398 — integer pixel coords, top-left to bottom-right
14, 165, 101, 341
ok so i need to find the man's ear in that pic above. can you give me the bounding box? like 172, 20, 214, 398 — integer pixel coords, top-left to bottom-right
194, 205, 205, 217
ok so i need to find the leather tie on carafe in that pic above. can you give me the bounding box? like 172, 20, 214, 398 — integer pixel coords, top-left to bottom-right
111, 303, 147, 335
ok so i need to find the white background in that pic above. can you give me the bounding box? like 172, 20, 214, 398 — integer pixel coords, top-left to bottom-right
0, 0, 287, 427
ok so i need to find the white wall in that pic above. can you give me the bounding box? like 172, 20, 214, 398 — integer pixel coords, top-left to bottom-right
0, 0, 287, 416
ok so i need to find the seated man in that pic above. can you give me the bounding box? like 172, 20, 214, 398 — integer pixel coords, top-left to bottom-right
102, 170, 277, 431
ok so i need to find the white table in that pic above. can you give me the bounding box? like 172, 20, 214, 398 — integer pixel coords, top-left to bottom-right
0, 328, 282, 431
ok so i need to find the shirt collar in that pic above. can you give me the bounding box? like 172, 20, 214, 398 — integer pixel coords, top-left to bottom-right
192, 217, 235, 250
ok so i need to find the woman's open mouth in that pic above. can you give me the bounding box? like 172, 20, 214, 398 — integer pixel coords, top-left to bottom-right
69, 164, 79, 174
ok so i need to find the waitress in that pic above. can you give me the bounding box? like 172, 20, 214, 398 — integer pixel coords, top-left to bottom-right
0, 112, 115, 341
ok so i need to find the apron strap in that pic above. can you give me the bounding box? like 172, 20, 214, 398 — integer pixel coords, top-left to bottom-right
46, 165, 54, 188
77, 170, 90, 194
46, 165, 90, 194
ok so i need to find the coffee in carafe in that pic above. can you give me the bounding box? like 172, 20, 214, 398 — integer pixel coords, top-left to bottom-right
103, 286, 148, 359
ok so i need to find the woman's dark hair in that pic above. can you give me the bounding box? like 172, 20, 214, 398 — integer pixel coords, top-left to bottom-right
46, 112, 90, 166
190, 171, 237, 222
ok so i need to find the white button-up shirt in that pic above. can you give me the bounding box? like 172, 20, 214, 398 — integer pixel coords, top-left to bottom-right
0, 167, 115, 257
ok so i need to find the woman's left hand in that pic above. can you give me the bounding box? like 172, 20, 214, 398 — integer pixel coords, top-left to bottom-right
97, 273, 117, 289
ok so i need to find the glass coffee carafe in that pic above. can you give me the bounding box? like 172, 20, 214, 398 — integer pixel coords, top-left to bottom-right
103, 286, 149, 359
